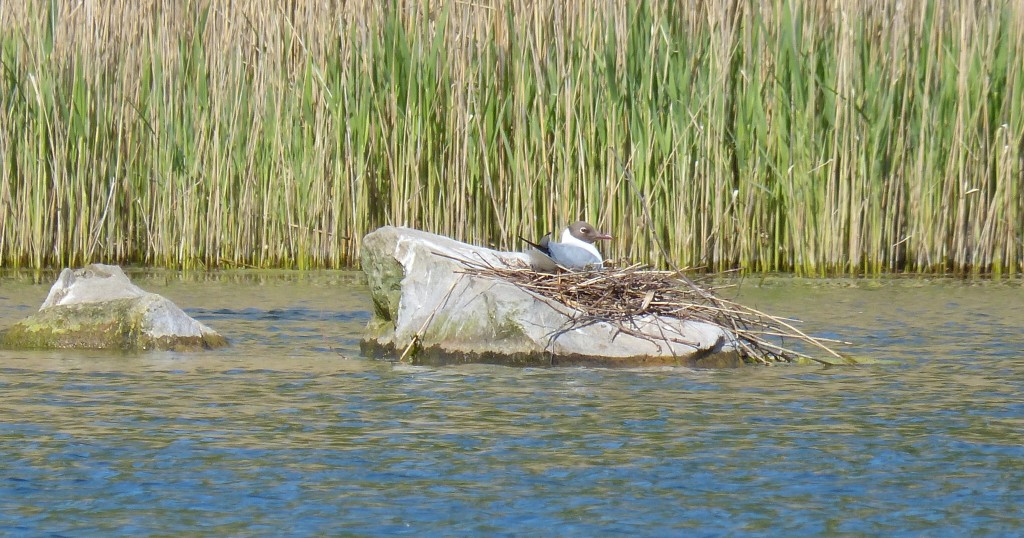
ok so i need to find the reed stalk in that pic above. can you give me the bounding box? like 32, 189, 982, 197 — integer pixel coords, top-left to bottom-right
1, 0, 1021, 275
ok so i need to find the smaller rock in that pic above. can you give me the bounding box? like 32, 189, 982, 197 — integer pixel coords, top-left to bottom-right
1, 264, 227, 351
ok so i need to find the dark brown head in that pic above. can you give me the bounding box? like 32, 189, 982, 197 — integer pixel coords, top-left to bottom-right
567, 221, 612, 244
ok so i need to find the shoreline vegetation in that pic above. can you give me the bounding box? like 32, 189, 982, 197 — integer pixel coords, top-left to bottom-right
1, 1, 1022, 276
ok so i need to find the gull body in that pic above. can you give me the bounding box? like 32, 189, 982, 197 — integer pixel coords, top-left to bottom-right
527, 221, 612, 270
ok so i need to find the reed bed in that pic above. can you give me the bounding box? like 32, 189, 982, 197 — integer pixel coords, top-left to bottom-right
1, 1, 1022, 275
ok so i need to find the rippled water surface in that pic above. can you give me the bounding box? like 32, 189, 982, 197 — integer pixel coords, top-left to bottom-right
1, 270, 1022, 536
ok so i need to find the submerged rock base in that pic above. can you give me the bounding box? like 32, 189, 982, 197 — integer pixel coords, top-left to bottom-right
361, 340, 743, 368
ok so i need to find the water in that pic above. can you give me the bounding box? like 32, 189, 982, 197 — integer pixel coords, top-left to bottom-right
1, 271, 1022, 536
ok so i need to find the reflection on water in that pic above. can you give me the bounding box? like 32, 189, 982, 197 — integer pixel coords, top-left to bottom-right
1, 272, 1022, 535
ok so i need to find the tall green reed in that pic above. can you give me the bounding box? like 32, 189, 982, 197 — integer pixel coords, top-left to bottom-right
0, 0, 1021, 275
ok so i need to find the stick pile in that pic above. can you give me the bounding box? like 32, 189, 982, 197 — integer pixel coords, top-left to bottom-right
456, 258, 847, 365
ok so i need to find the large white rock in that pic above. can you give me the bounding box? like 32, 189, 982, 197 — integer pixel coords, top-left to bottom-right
1, 264, 226, 351
360, 227, 742, 367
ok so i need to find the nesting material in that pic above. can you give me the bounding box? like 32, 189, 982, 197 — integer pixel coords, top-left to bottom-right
454, 257, 847, 365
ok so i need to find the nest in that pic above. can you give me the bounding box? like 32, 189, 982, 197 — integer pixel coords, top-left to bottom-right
451, 256, 847, 365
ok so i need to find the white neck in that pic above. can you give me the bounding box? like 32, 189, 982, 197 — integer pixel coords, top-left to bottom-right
560, 228, 603, 260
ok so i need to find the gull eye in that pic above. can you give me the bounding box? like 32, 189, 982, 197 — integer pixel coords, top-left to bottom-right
581, 227, 589, 233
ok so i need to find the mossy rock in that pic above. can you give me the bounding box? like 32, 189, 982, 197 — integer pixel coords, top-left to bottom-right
1, 295, 227, 352
1, 264, 226, 352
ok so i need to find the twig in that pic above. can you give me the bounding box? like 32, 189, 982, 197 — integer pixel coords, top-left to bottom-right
398, 279, 460, 362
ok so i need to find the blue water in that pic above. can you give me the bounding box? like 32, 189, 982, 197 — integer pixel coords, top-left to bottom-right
1, 272, 1022, 536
